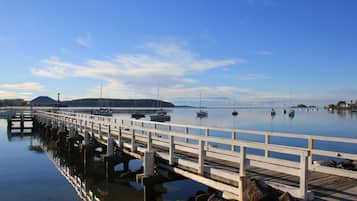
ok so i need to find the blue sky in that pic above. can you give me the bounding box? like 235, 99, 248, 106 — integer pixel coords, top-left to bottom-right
0, 0, 356, 106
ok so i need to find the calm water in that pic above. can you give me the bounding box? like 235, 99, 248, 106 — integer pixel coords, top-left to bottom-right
1, 108, 357, 201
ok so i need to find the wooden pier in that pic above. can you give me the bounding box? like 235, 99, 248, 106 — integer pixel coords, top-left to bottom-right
7, 111, 33, 134
34, 111, 357, 201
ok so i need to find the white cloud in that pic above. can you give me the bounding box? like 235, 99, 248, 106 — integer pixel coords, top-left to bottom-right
32, 42, 240, 100
257, 50, 272, 55
0, 82, 44, 91
76, 33, 92, 48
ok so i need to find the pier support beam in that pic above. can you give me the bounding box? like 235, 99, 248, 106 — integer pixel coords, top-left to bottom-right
144, 151, 155, 177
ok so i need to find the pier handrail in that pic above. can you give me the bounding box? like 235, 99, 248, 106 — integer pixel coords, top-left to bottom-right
35, 110, 357, 200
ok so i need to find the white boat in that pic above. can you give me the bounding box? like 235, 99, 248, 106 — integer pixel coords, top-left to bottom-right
150, 110, 170, 122
92, 108, 112, 116
92, 84, 112, 116
150, 87, 171, 122
196, 92, 208, 118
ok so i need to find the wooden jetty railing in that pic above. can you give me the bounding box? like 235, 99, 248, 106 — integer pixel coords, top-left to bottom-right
35, 111, 357, 201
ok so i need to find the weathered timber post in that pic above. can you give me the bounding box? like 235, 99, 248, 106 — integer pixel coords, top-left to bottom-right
300, 151, 309, 200
98, 123, 102, 139
169, 135, 174, 165
84, 129, 90, 145
118, 126, 122, 149
308, 137, 314, 170
144, 151, 155, 177
239, 145, 247, 201
69, 127, 76, 138
198, 139, 205, 175
131, 128, 136, 152
107, 137, 114, 157
265, 133, 270, 158
205, 128, 209, 149
91, 122, 94, 140
147, 131, 152, 152
185, 127, 189, 143
231, 130, 237, 151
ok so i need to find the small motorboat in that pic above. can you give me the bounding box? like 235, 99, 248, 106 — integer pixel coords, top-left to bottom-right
232, 110, 238, 116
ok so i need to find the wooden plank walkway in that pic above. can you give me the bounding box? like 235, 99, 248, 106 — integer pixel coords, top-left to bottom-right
35, 111, 357, 201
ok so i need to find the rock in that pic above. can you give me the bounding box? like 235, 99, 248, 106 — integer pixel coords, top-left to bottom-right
337, 160, 355, 170
278, 192, 296, 201
195, 193, 211, 201
244, 179, 279, 201
207, 194, 227, 201
327, 160, 337, 167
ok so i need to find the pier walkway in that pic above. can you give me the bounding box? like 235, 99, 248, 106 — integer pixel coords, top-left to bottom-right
35, 111, 357, 201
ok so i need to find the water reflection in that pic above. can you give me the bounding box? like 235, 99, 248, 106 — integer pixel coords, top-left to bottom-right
12, 125, 208, 201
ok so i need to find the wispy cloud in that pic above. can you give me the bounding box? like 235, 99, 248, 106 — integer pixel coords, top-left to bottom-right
31, 41, 295, 105
76, 32, 92, 48
0, 82, 44, 91
32, 41, 240, 99
257, 50, 272, 56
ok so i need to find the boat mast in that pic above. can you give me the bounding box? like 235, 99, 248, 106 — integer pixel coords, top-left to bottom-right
199, 92, 202, 111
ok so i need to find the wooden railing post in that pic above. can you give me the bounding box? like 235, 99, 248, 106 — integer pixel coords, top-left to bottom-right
198, 139, 205, 175
308, 137, 314, 170
108, 124, 111, 139
265, 133, 270, 158
91, 122, 94, 139
169, 135, 174, 165
231, 130, 236, 151
99, 123, 102, 139
131, 128, 136, 152
300, 151, 309, 200
142, 122, 144, 134
239, 145, 247, 201
205, 128, 210, 149
118, 126, 122, 148
185, 127, 189, 143
147, 131, 152, 152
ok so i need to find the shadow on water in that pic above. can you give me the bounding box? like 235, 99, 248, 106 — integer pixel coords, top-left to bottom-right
4, 123, 209, 201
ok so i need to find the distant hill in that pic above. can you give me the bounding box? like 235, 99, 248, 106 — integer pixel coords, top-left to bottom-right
31, 96, 57, 106
62, 98, 175, 108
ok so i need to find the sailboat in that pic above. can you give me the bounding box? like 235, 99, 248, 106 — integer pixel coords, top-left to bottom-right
288, 109, 295, 118
196, 92, 208, 118
131, 99, 145, 119
150, 87, 171, 122
271, 108, 276, 117
92, 84, 113, 116
232, 99, 238, 116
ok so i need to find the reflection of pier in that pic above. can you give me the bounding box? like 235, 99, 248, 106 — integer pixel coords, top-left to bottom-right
46, 149, 101, 201
35, 111, 357, 201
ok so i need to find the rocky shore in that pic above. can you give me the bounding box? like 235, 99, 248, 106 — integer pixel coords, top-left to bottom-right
189, 179, 298, 201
